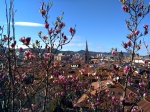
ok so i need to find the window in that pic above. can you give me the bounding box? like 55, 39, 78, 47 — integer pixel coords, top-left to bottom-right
118, 92, 122, 96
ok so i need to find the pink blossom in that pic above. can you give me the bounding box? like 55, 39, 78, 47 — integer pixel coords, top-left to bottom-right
15, 75, 19, 79
131, 31, 136, 36
143, 24, 148, 29
25, 37, 31, 45
79, 69, 85, 74
43, 53, 51, 60
24, 50, 31, 57
75, 76, 79, 81
58, 75, 66, 83
125, 65, 130, 70
105, 89, 109, 93
33, 80, 37, 84
139, 82, 146, 88
145, 73, 149, 79
29, 54, 35, 60
19, 47, 23, 52
111, 96, 116, 102
20, 37, 31, 45
107, 94, 111, 99
120, 96, 125, 102
123, 43, 127, 48
111, 50, 116, 56
43, 35, 48, 40
55, 92, 60, 97
11, 43, 15, 48
135, 30, 140, 35
126, 40, 131, 47
20, 37, 25, 43
110, 72, 115, 76
73, 103, 77, 108
71, 78, 75, 83
143, 93, 147, 98
123, 65, 130, 74
91, 103, 94, 108
67, 86, 70, 90
45, 45, 50, 51
61, 92, 65, 96
53, 80, 58, 84
122, 5, 128, 12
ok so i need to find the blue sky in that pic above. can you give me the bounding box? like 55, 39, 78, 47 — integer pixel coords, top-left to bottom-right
0, 0, 150, 55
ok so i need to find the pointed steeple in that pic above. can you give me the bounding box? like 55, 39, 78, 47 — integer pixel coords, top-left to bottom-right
86, 40, 88, 51
85, 40, 89, 63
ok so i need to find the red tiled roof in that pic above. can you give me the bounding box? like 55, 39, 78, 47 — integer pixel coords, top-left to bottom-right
77, 80, 150, 112
137, 100, 150, 112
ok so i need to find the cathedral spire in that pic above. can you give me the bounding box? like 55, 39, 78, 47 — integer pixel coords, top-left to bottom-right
86, 40, 88, 51
85, 40, 89, 63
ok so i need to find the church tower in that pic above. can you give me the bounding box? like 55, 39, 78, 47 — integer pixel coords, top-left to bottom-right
85, 40, 89, 63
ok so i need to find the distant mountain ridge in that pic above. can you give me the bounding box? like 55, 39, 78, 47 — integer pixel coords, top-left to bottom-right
8, 48, 130, 57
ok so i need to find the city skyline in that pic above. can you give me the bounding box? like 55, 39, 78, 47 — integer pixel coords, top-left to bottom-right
0, 0, 150, 55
